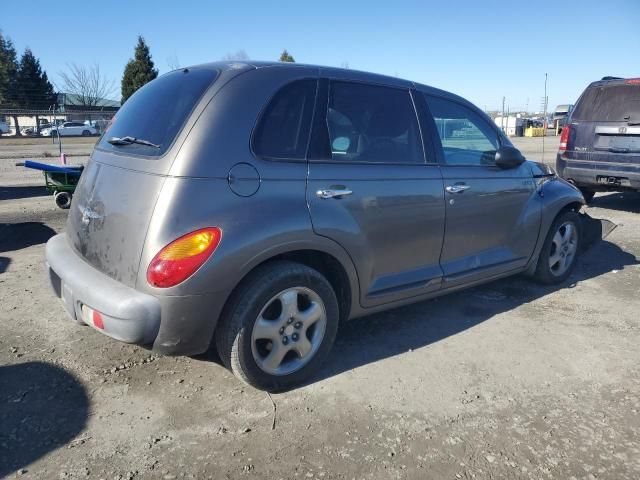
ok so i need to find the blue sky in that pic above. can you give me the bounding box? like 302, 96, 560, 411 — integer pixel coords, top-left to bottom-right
4, 0, 639, 111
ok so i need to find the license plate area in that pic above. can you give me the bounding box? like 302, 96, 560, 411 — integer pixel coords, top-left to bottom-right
597, 175, 630, 186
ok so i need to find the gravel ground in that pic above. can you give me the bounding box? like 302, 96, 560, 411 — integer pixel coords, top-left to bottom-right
1, 136, 639, 479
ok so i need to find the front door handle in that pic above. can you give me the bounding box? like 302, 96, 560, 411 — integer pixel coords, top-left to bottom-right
445, 184, 471, 194
316, 188, 353, 199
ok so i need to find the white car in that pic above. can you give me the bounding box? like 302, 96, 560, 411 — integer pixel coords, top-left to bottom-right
41, 122, 97, 137
0, 121, 10, 135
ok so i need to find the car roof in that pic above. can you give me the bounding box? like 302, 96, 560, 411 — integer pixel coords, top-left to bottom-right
586, 77, 640, 88
185, 60, 475, 108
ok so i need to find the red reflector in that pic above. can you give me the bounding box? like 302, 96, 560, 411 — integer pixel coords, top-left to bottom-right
147, 227, 222, 288
93, 310, 105, 330
559, 125, 571, 152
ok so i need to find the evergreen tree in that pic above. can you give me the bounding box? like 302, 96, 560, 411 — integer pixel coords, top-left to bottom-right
279, 49, 295, 63
0, 33, 20, 133
0, 32, 19, 107
16, 49, 56, 133
121, 36, 158, 103
17, 49, 55, 109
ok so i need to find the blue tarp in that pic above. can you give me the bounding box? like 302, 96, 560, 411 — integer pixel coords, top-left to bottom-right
22, 160, 83, 176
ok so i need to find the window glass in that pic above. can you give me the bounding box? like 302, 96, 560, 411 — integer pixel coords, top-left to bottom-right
426, 95, 499, 166
253, 79, 317, 159
98, 68, 218, 157
324, 81, 424, 163
572, 84, 640, 121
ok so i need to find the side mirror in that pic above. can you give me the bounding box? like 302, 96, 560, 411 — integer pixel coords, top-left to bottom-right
495, 145, 525, 169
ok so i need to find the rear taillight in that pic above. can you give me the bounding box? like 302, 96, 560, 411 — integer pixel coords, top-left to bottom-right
625, 78, 640, 85
559, 125, 571, 152
147, 227, 222, 288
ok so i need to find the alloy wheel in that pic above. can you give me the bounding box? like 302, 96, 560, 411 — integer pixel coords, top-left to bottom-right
250, 287, 327, 376
548, 221, 578, 276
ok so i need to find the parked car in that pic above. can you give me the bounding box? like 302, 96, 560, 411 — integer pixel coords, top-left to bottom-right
41, 122, 97, 137
46, 62, 585, 391
0, 120, 9, 135
552, 104, 573, 131
556, 77, 640, 202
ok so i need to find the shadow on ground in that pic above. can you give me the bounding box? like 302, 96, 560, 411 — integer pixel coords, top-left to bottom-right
0, 256, 10, 273
0, 222, 56, 253
590, 191, 640, 214
0, 362, 89, 477
313, 239, 637, 385
0, 185, 48, 201
195, 236, 638, 390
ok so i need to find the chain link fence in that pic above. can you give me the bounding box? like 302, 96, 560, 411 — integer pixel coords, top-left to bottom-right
0, 109, 116, 137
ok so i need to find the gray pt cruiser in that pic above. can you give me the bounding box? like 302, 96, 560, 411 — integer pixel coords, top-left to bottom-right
46, 61, 585, 391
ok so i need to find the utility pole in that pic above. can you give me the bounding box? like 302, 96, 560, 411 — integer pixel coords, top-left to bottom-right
542, 73, 548, 162
501, 96, 506, 133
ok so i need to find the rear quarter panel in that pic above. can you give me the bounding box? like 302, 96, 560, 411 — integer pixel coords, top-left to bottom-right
136, 66, 360, 304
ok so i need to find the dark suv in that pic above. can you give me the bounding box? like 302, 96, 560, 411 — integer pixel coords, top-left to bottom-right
556, 77, 640, 201
46, 61, 584, 391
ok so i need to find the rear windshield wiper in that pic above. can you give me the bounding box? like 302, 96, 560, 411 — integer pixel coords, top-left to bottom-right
108, 136, 160, 148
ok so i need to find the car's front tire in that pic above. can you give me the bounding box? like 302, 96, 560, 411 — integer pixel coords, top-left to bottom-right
533, 210, 581, 284
215, 261, 339, 391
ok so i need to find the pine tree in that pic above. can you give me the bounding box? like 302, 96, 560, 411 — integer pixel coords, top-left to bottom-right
0, 33, 20, 133
0, 33, 19, 106
121, 36, 158, 104
16, 49, 56, 134
17, 49, 55, 109
279, 49, 295, 63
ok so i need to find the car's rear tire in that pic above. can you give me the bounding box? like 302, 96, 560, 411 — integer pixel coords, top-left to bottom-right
215, 261, 339, 392
54, 191, 72, 209
579, 188, 595, 203
533, 210, 581, 285
82, 130, 90, 136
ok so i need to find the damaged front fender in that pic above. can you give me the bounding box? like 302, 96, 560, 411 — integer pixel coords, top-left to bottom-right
579, 212, 617, 251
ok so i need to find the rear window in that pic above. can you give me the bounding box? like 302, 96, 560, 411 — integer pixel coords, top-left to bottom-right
572, 84, 640, 121
98, 68, 218, 156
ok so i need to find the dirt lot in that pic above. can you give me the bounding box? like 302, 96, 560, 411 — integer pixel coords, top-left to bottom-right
1, 136, 639, 479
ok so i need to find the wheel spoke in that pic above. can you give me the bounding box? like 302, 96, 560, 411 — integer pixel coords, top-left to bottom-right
562, 224, 573, 241
561, 255, 569, 272
552, 230, 563, 248
278, 290, 299, 320
298, 301, 322, 327
294, 337, 313, 358
253, 317, 280, 341
262, 342, 289, 370
549, 251, 562, 269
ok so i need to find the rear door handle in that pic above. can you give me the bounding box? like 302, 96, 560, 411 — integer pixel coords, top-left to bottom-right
445, 184, 471, 194
316, 188, 353, 199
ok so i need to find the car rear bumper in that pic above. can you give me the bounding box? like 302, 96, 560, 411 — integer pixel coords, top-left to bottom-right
46, 233, 161, 344
45, 233, 226, 355
556, 155, 640, 190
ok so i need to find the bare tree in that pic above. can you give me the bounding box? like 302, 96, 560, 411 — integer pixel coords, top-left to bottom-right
57, 63, 117, 108
222, 50, 250, 61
